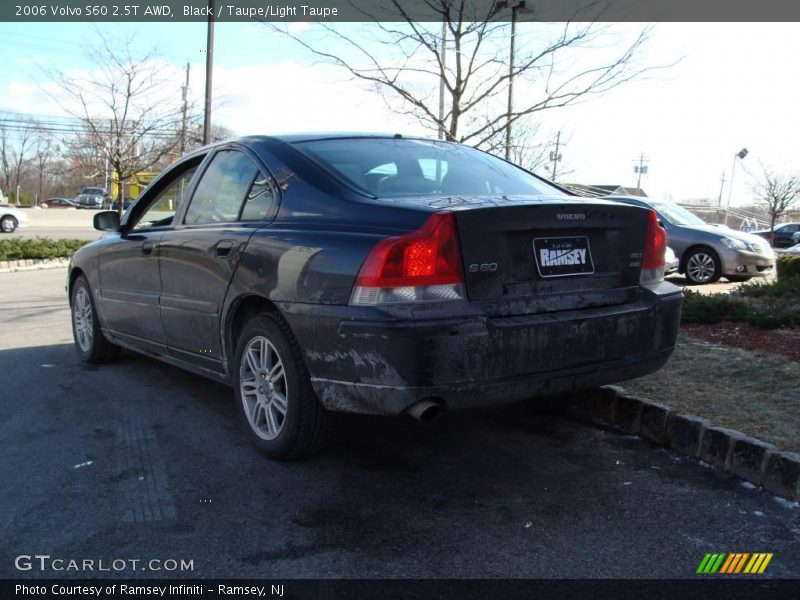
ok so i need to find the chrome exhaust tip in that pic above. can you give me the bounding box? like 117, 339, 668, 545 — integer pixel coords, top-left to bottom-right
407, 399, 443, 422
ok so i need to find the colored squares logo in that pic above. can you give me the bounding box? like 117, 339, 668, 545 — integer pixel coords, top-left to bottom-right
697, 553, 773, 574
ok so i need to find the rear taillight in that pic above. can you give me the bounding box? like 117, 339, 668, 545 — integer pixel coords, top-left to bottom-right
640, 209, 667, 285
350, 212, 466, 305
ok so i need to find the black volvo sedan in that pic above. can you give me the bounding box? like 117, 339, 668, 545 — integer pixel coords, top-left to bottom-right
68, 134, 682, 459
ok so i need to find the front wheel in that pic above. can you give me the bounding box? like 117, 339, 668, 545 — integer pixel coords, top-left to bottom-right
1, 215, 17, 233
233, 313, 329, 460
684, 248, 721, 284
70, 275, 120, 363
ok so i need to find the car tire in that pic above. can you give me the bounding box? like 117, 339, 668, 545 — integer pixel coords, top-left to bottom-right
233, 313, 329, 460
725, 275, 752, 283
1, 215, 18, 233
684, 247, 721, 285
70, 275, 120, 363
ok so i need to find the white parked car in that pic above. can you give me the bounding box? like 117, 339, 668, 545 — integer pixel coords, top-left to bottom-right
0, 204, 29, 233
665, 246, 679, 274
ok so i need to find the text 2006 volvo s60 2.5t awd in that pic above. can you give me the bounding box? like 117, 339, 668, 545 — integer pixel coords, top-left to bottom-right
68, 134, 682, 459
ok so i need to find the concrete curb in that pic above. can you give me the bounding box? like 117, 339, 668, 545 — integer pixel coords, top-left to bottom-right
0, 257, 70, 273
569, 386, 800, 502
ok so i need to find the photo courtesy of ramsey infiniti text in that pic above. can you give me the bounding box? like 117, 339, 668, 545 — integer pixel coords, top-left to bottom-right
68, 134, 682, 459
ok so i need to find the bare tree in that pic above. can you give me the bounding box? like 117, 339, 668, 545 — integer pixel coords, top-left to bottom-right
0, 124, 10, 196
51, 33, 184, 217
0, 119, 35, 204
268, 0, 659, 155
751, 165, 800, 246
31, 125, 58, 206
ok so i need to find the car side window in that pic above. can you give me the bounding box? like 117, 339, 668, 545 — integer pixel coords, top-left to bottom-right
239, 176, 277, 221
184, 150, 258, 225
132, 165, 198, 231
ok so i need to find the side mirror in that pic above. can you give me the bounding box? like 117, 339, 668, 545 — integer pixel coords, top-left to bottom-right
93, 210, 120, 232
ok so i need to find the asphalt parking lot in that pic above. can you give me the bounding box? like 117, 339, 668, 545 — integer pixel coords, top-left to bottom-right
1, 268, 798, 579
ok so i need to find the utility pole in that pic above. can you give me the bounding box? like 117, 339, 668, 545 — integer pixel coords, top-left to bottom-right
633, 153, 649, 190
549, 131, 562, 182
180, 62, 190, 155
438, 18, 447, 141
717, 171, 726, 208
203, 0, 215, 146
504, 1, 520, 161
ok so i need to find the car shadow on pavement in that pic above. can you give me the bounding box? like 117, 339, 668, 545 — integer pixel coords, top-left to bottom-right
2, 343, 799, 578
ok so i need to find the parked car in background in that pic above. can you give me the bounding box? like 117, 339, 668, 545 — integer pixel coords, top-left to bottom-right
791, 231, 800, 246
75, 187, 108, 209
109, 197, 136, 211
783, 243, 800, 256
608, 196, 775, 284
0, 204, 29, 233
665, 246, 679, 274
753, 222, 800, 248
69, 133, 682, 459
41, 198, 78, 209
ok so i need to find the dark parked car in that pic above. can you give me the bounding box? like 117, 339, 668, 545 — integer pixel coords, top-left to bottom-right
68, 134, 682, 459
109, 197, 136, 211
753, 222, 800, 248
75, 187, 108, 209
608, 196, 774, 284
41, 198, 77, 208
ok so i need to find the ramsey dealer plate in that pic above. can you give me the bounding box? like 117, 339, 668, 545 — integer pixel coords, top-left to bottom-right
533, 236, 595, 278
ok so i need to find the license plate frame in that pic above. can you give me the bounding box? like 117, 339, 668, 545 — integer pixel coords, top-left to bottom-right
533, 236, 595, 278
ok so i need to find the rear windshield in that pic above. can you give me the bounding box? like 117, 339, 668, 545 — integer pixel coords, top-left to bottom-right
81, 188, 105, 195
293, 138, 565, 198
650, 201, 707, 227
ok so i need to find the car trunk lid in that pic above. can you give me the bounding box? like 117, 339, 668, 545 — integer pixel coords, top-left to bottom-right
451, 198, 650, 314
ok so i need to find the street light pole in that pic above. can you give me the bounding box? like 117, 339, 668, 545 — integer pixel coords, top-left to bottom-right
724, 147, 748, 227
203, 0, 216, 146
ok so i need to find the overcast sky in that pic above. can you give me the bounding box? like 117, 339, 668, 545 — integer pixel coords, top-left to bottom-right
1, 21, 797, 207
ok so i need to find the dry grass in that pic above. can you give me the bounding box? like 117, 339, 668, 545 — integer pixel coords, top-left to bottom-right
623, 333, 800, 453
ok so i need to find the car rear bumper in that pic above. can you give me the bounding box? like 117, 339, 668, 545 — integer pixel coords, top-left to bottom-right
283, 282, 683, 416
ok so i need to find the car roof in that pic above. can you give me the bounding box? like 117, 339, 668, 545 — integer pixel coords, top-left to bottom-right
261, 132, 436, 143
184, 132, 443, 157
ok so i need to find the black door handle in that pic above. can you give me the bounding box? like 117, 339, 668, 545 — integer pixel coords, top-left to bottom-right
142, 242, 156, 257
215, 240, 238, 257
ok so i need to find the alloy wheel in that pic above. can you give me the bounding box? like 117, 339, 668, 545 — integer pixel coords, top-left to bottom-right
73, 287, 94, 352
686, 252, 716, 283
239, 336, 289, 441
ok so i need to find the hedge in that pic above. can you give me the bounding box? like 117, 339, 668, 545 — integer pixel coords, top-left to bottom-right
0, 238, 87, 261
682, 275, 800, 329
777, 254, 800, 279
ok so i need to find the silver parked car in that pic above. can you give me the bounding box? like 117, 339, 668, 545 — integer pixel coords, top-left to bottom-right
608, 197, 775, 284
75, 187, 108, 209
